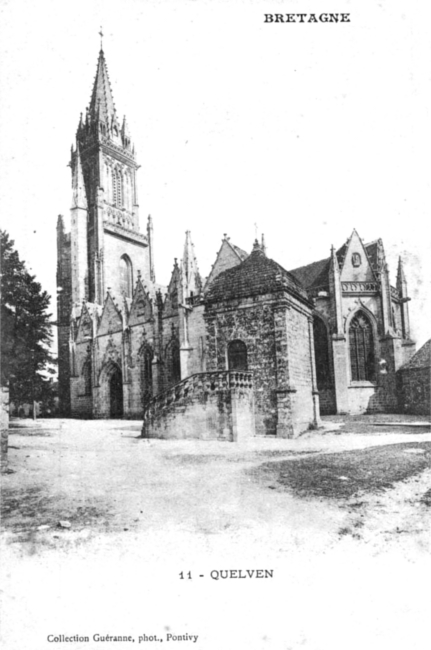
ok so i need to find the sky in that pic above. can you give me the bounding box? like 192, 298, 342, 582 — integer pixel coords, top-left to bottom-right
0, 0, 430, 348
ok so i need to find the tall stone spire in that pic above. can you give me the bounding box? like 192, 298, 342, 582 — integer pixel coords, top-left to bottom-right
396, 256, 407, 294
89, 48, 118, 127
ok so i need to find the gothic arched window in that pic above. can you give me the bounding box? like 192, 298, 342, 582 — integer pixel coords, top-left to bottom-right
313, 317, 331, 389
119, 255, 133, 297
349, 311, 375, 382
228, 339, 248, 371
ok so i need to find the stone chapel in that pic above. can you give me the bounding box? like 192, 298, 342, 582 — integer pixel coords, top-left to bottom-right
56, 47, 417, 439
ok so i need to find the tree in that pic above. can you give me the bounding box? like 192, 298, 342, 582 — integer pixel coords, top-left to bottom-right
1, 231, 56, 413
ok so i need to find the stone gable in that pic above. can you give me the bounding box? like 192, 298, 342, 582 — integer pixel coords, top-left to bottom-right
129, 280, 153, 326
98, 294, 123, 336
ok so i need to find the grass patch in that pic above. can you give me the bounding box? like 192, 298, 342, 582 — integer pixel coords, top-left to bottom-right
255, 442, 431, 500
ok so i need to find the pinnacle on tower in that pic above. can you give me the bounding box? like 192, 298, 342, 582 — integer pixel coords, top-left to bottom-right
329, 244, 339, 273
121, 115, 131, 144
56, 214, 65, 232
72, 146, 88, 210
397, 256, 406, 285
396, 256, 408, 296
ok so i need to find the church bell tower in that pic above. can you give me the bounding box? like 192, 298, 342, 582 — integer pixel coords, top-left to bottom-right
57, 41, 153, 415
70, 44, 149, 305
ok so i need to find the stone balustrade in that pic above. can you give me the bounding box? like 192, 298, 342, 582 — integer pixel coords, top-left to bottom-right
141, 370, 254, 439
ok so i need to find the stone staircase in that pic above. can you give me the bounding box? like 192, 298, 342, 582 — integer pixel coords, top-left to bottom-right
141, 370, 255, 441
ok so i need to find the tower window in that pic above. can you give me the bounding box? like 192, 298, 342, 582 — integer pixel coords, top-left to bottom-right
112, 168, 124, 208
349, 311, 375, 382
228, 339, 248, 371
119, 255, 133, 297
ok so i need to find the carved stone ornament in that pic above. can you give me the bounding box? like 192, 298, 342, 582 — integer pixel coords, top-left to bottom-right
99, 335, 122, 379
352, 252, 362, 267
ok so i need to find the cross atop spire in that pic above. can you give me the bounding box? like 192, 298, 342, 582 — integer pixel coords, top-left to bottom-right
99, 26, 104, 51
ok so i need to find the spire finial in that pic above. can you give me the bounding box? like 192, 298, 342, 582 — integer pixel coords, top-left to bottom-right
99, 26, 104, 51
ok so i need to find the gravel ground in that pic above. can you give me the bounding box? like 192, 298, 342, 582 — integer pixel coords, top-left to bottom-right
1, 415, 430, 555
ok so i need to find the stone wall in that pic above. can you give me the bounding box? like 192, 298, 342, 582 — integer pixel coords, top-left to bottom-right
204, 292, 315, 437
286, 307, 315, 434
318, 388, 336, 414
142, 371, 255, 441
397, 367, 430, 416
184, 305, 207, 376
103, 230, 149, 296
205, 298, 278, 436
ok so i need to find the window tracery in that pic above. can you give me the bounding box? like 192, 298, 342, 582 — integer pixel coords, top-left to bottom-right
349, 311, 375, 382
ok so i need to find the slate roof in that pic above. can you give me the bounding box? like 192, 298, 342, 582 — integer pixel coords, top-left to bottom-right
205, 245, 309, 304
364, 241, 379, 272
289, 257, 330, 290
402, 340, 431, 370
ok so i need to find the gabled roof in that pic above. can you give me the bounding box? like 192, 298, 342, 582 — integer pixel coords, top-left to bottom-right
402, 340, 431, 370
289, 236, 382, 290
289, 257, 330, 290
204, 238, 249, 291
97, 292, 123, 335
129, 278, 153, 325
205, 242, 308, 304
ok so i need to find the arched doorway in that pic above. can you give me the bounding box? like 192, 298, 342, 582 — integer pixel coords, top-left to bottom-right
228, 339, 248, 371
109, 366, 124, 418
